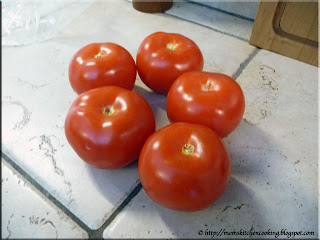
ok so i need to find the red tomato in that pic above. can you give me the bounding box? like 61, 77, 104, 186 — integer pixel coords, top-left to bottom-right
139, 122, 231, 211
136, 32, 204, 94
65, 86, 155, 169
167, 71, 245, 138
69, 43, 136, 94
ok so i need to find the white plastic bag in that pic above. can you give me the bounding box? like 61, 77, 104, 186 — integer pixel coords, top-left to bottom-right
2, 0, 92, 46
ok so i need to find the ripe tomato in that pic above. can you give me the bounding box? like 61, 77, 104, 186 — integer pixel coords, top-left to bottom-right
136, 32, 204, 94
69, 43, 136, 94
167, 71, 245, 138
139, 122, 231, 211
65, 86, 155, 169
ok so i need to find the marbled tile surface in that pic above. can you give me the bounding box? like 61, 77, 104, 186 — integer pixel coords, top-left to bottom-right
2, 0, 317, 238
2, 160, 88, 239
2, 0, 255, 230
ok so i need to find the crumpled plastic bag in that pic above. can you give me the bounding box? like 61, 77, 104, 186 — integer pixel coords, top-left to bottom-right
2, 0, 92, 46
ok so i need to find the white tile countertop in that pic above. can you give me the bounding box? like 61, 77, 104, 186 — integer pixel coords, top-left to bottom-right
2, 0, 318, 239
2, 161, 88, 239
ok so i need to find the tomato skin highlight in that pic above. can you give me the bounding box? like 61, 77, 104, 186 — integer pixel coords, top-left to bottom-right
69, 42, 136, 94
136, 32, 204, 94
138, 122, 231, 211
65, 86, 155, 169
167, 71, 245, 138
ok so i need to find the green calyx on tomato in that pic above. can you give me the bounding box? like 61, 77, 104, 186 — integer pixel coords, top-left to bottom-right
182, 144, 194, 155
167, 43, 176, 50
94, 52, 104, 58
101, 105, 115, 116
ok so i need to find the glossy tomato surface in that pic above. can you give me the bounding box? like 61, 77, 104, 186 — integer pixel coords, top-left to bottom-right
69, 42, 136, 94
139, 122, 231, 211
136, 32, 204, 94
65, 86, 155, 169
167, 71, 245, 138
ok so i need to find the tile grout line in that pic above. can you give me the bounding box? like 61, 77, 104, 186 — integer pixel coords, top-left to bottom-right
90, 183, 143, 239
1, 151, 92, 235
125, 0, 253, 42
126, 0, 255, 23
2, 150, 143, 239
232, 47, 260, 80
183, 0, 255, 22
163, 12, 250, 42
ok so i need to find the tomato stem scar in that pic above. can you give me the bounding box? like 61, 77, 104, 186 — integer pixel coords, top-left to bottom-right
101, 106, 114, 116
94, 52, 103, 58
167, 43, 176, 50
182, 144, 194, 155
202, 81, 213, 91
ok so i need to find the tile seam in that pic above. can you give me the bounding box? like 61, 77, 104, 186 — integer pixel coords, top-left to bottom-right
163, 12, 250, 42
232, 47, 260, 80
183, 0, 256, 22
2, 150, 143, 239
91, 183, 143, 239
1, 151, 93, 235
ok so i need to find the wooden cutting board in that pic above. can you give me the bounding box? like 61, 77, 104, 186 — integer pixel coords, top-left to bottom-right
250, 1, 318, 66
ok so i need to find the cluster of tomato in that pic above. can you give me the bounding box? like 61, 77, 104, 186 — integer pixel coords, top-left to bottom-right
65, 32, 245, 211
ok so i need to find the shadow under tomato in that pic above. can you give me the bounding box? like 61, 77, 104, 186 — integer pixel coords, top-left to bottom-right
85, 159, 140, 211
160, 176, 268, 238
223, 117, 279, 180
121, 174, 269, 238
133, 84, 167, 106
